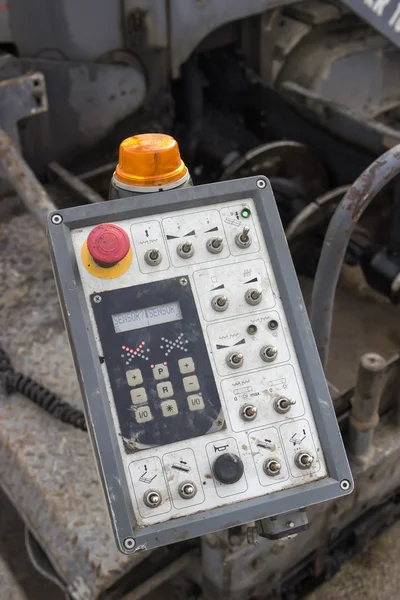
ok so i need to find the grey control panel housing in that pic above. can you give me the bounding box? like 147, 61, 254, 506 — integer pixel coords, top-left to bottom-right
47, 177, 353, 554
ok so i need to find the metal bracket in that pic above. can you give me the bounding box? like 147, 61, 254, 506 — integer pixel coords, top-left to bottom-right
0, 72, 48, 147
256, 510, 309, 540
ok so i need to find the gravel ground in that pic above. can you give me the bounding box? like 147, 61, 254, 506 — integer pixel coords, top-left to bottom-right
307, 520, 400, 600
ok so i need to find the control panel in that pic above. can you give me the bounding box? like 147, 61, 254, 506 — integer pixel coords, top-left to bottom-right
47, 177, 352, 553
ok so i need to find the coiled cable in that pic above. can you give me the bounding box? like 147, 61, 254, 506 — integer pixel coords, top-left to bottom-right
0, 346, 87, 432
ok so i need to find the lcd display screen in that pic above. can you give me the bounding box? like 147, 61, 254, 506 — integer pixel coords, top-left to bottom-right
112, 301, 183, 333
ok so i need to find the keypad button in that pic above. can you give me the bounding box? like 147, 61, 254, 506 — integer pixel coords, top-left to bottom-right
178, 357, 195, 374
130, 387, 148, 405
134, 406, 153, 423
161, 400, 178, 417
153, 364, 169, 380
183, 375, 200, 393
187, 394, 204, 411
126, 369, 143, 386
157, 381, 174, 398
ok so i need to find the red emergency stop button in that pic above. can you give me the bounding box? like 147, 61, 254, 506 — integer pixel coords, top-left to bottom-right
87, 223, 130, 267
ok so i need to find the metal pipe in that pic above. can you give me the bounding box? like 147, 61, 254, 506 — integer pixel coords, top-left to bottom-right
347, 353, 386, 463
310, 144, 400, 369
0, 127, 55, 228
48, 161, 104, 203
121, 551, 197, 600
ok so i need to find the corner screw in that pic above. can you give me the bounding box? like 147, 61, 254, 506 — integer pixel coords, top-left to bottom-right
123, 537, 136, 551
340, 479, 351, 491
179, 277, 188, 286
93, 295, 102, 304
256, 179, 266, 189
51, 214, 63, 224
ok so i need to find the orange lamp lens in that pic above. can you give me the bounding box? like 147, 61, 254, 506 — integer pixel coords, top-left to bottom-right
115, 133, 188, 187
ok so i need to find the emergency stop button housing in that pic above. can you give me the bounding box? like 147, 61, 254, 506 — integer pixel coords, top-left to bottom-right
87, 223, 130, 267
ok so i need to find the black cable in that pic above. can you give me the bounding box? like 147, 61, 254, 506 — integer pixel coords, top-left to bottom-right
0, 346, 87, 432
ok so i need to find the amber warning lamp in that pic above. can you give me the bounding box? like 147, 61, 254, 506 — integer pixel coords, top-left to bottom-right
113, 133, 190, 192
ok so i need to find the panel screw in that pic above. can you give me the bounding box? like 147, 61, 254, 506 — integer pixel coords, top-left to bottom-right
93, 295, 102, 304
178, 481, 197, 499
179, 277, 188, 286
51, 213, 63, 224
256, 179, 266, 189
123, 537, 136, 550
240, 404, 257, 421
340, 479, 351, 491
143, 489, 162, 508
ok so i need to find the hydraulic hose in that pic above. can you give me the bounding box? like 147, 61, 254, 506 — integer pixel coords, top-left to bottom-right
311, 144, 400, 369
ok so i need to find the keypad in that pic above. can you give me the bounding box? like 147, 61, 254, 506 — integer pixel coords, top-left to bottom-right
183, 375, 200, 393
157, 381, 174, 398
187, 394, 204, 411
153, 364, 169, 380
128, 358, 205, 423
178, 357, 195, 374
126, 369, 143, 386
134, 406, 153, 423
161, 400, 178, 417
130, 387, 147, 405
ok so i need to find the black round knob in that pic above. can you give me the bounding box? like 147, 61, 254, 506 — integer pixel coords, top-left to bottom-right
213, 453, 244, 484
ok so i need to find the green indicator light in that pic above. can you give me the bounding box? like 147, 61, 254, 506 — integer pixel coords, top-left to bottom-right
247, 324, 258, 335
241, 208, 251, 218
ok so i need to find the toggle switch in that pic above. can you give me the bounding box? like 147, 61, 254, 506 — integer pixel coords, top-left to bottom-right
235, 226, 252, 249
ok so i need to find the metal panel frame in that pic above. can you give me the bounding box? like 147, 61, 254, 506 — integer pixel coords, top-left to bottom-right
47, 176, 353, 553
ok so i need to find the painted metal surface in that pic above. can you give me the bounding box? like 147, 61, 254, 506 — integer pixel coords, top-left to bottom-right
0, 72, 47, 147
343, 0, 400, 49
169, 0, 297, 77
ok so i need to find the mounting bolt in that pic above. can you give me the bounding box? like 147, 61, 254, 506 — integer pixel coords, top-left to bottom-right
51, 213, 63, 224
274, 397, 296, 414
123, 537, 136, 551
179, 277, 188, 286
226, 351, 244, 369
295, 452, 314, 470
235, 226, 252, 249
240, 404, 257, 421
263, 458, 281, 477
143, 489, 162, 508
211, 294, 229, 312
340, 479, 351, 491
145, 248, 162, 266
177, 241, 194, 258
245, 288, 263, 306
260, 345, 278, 362
256, 179, 266, 189
93, 295, 102, 304
207, 236, 224, 254
178, 481, 197, 499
